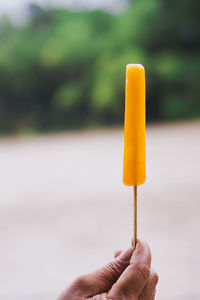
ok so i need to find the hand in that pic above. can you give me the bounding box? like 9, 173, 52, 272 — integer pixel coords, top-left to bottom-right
58, 239, 158, 300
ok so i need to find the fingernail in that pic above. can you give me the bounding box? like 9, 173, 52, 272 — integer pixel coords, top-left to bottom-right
118, 248, 133, 262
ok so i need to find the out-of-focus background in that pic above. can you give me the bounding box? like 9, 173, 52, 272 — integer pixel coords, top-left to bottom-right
0, 0, 200, 299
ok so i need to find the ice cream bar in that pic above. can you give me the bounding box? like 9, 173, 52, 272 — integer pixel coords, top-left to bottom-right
123, 64, 146, 186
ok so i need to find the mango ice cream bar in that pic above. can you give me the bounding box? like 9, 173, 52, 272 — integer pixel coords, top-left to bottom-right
123, 64, 146, 186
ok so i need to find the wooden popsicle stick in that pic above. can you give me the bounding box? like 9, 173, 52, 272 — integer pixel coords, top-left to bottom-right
133, 186, 138, 249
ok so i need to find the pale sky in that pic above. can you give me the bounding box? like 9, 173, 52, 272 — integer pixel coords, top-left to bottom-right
0, 0, 128, 23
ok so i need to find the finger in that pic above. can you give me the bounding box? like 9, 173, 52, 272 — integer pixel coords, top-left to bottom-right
60, 247, 133, 299
114, 250, 123, 259
130, 239, 151, 266
139, 269, 158, 300
150, 289, 156, 300
83, 247, 133, 297
107, 239, 151, 300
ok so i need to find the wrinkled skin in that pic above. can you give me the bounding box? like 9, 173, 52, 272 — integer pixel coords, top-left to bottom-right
58, 239, 158, 300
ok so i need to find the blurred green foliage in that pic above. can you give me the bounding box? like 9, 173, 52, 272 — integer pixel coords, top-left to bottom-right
0, 0, 199, 134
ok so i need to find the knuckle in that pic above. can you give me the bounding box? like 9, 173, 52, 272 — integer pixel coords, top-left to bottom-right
74, 275, 90, 291
133, 263, 150, 282
103, 261, 121, 280
151, 271, 159, 285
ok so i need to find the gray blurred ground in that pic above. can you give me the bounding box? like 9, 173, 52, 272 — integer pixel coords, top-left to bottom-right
0, 121, 200, 300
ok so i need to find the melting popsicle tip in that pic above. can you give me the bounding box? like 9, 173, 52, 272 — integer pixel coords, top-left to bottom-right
126, 63, 144, 70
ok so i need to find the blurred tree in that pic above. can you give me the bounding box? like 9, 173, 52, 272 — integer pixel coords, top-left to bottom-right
0, 0, 199, 134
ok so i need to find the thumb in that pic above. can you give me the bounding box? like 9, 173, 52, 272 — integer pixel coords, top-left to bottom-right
59, 248, 133, 299
76, 247, 133, 298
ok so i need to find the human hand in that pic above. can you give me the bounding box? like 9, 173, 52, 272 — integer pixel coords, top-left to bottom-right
58, 239, 158, 300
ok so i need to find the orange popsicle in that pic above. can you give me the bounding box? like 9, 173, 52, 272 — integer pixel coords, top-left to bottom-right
123, 64, 146, 186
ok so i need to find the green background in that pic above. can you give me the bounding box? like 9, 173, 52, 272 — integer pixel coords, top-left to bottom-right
0, 0, 199, 134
